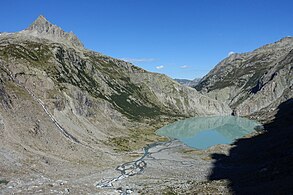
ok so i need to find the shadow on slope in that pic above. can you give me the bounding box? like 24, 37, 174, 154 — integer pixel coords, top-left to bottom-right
209, 98, 293, 194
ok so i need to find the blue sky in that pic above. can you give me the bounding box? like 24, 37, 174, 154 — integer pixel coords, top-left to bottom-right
1, 0, 293, 79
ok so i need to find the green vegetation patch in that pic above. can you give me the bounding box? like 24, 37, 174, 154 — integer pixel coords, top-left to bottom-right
110, 92, 161, 120
107, 127, 168, 152
0, 42, 52, 66
162, 187, 177, 195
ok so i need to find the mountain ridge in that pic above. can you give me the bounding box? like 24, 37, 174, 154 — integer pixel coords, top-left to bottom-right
174, 78, 201, 87
19, 15, 84, 49
195, 37, 293, 120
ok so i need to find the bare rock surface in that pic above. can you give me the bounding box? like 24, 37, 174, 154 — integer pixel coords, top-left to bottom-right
0, 139, 231, 194
21, 15, 84, 49
195, 37, 293, 120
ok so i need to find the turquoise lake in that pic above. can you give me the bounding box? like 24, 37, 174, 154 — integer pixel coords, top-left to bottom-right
156, 116, 261, 150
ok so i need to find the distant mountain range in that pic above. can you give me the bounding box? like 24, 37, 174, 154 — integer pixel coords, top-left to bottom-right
174, 78, 201, 87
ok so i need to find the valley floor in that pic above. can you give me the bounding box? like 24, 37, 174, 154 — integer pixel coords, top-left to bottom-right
0, 138, 230, 194
0, 99, 292, 194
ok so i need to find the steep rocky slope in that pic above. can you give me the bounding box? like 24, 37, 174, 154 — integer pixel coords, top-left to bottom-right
195, 37, 293, 119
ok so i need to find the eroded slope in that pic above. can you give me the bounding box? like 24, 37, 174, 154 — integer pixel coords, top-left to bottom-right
196, 37, 293, 119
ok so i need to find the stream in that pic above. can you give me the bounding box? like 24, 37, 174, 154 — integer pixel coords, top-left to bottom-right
2, 63, 81, 144
95, 141, 172, 194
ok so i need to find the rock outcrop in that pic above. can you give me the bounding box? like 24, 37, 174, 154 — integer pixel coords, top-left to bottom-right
20, 15, 84, 49
195, 37, 293, 120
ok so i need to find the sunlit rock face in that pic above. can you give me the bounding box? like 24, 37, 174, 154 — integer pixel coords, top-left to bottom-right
22, 15, 84, 48
195, 37, 293, 120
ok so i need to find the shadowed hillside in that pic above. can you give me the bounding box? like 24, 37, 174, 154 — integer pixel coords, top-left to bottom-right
209, 98, 293, 194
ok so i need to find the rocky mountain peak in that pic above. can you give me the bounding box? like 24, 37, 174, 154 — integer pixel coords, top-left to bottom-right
22, 15, 84, 48
27, 15, 52, 32
279, 36, 293, 42
276, 36, 293, 47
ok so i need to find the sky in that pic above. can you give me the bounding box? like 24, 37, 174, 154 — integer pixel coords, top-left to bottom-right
1, 0, 293, 79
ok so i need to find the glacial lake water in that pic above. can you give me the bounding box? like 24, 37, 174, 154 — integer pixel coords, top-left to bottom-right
156, 116, 261, 150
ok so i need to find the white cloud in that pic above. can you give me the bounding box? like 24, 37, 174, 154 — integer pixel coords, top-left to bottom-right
120, 58, 155, 63
156, 65, 164, 70
228, 51, 235, 56
180, 65, 190, 69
